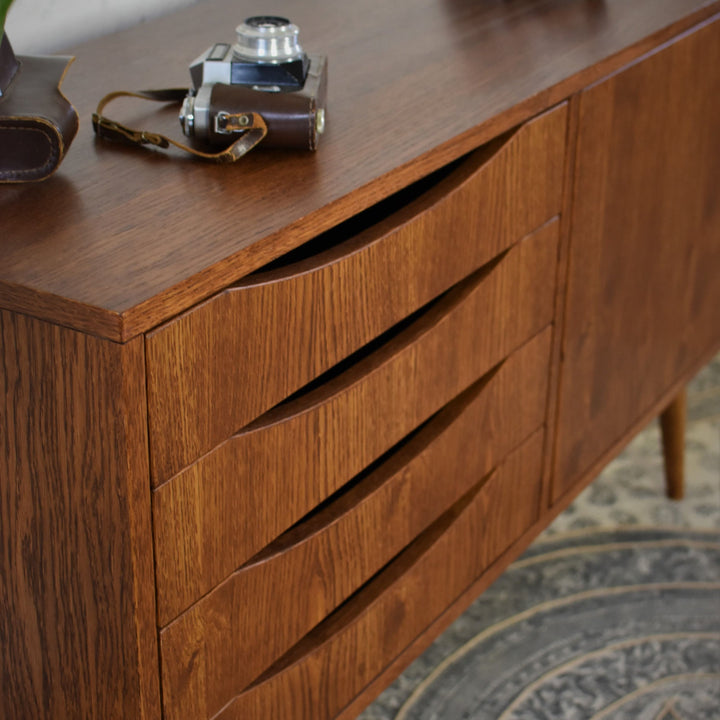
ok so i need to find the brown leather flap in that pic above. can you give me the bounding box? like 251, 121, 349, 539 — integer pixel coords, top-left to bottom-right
208, 83, 315, 149
0, 42, 78, 183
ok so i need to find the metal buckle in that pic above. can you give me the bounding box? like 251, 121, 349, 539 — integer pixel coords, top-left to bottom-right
214, 111, 252, 135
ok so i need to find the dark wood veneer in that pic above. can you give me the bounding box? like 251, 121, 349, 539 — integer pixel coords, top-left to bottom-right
145, 105, 565, 483
0, 311, 159, 720
1, 4, 719, 720
158, 329, 551, 720
217, 431, 545, 720
554, 17, 720, 497
0, 0, 717, 340
153, 222, 558, 624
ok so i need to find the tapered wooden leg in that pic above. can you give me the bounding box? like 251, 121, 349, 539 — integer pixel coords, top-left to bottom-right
660, 388, 687, 500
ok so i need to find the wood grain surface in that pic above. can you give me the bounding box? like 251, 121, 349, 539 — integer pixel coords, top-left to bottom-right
554, 17, 720, 498
146, 104, 565, 484
336, 330, 717, 720
0, 5, 718, 720
539, 92, 583, 513
152, 219, 558, 624
158, 328, 551, 720
0, 312, 159, 719
0, 0, 717, 340
210, 430, 544, 720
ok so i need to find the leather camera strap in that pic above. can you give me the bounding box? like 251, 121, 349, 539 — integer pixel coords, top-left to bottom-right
92, 89, 268, 162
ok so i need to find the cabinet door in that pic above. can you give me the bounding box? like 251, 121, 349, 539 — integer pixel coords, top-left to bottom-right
554, 18, 720, 498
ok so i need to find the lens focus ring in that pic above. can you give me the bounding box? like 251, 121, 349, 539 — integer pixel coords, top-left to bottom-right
234, 16, 304, 63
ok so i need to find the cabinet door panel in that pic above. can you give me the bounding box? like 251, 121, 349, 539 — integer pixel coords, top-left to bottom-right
555, 18, 720, 497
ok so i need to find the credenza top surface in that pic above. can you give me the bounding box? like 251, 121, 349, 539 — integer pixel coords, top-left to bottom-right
0, 0, 716, 341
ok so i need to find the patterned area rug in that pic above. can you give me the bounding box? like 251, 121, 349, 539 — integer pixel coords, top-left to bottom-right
360, 355, 720, 720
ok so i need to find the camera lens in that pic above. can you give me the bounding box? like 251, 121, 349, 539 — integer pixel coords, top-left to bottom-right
234, 16, 304, 63
246, 16, 291, 29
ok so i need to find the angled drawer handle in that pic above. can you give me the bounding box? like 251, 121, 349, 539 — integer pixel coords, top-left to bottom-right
152, 219, 559, 625
158, 328, 552, 720
146, 104, 567, 485
193, 431, 545, 720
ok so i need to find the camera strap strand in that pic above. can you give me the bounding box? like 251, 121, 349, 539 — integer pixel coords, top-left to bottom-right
92, 89, 268, 162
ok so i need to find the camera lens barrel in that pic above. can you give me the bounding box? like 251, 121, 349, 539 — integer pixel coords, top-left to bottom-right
234, 16, 304, 63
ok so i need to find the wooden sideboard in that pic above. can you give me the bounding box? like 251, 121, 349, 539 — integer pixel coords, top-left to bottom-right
1, 2, 719, 719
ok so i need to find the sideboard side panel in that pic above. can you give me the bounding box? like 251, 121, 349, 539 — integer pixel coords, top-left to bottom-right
554, 17, 720, 498
0, 311, 160, 720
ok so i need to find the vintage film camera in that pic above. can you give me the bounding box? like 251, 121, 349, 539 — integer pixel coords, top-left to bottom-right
179, 16, 327, 150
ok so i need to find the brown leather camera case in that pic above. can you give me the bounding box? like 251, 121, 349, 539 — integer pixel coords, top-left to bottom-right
0, 33, 79, 183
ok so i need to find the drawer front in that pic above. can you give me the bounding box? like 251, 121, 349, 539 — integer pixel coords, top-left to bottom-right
159, 329, 552, 720
200, 430, 545, 720
146, 104, 567, 484
153, 220, 559, 624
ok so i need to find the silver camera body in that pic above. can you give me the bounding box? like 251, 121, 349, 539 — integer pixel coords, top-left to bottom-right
180, 17, 327, 150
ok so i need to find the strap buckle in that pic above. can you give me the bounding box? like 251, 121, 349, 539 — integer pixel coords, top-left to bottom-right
214, 111, 254, 135
92, 89, 268, 163
93, 114, 170, 149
